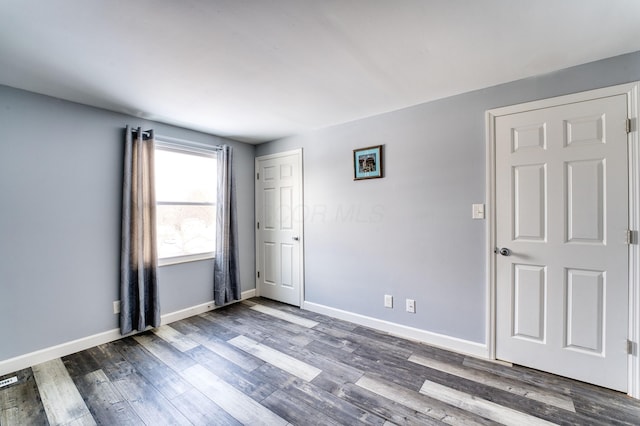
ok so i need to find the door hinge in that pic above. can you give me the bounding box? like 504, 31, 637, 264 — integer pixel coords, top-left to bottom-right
626, 118, 634, 134
257, 222, 260, 229
626, 230, 637, 245
257, 271, 260, 278
628, 340, 636, 355
256, 172, 260, 180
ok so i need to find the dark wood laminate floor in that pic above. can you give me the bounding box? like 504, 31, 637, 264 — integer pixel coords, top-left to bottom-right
1, 298, 640, 425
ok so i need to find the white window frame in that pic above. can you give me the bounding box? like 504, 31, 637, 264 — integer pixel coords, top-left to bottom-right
155, 138, 218, 266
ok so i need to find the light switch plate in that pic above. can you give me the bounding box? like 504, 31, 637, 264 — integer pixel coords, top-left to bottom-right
472, 203, 485, 219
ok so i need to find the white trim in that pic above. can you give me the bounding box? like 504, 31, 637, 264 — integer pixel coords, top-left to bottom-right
628, 83, 640, 399
486, 81, 640, 398
302, 301, 489, 359
241, 288, 257, 300
159, 300, 218, 326
0, 289, 256, 376
255, 148, 305, 307
254, 148, 303, 162
158, 253, 214, 267
0, 328, 123, 377
485, 109, 497, 361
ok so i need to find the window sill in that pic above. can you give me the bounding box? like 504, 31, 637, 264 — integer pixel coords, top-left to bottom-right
158, 252, 214, 267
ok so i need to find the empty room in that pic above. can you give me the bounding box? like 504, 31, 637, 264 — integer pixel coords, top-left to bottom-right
2, 1, 640, 424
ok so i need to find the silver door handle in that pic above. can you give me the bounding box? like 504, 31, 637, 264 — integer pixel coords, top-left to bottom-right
293, 236, 300, 241
495, 247, 511, 256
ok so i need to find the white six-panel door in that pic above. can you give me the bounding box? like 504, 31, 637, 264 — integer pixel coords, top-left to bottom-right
494, 94, 629, 391
255, 150, 303, 306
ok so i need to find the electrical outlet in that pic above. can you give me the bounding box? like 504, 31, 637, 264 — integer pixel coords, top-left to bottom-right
384, 295, 393, 308
406, 299, 416, 313
113, 300, 121, 314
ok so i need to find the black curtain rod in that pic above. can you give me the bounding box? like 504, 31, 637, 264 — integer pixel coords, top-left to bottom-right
128, 126, 225, 150
130, 128, 152, 136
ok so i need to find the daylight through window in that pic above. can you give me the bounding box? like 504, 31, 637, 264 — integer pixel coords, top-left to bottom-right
154, 144, 217, 264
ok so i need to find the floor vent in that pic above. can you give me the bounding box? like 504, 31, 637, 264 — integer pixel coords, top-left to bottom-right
0, 376, 18, 388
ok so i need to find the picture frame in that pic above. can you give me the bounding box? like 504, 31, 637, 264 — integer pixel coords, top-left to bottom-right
353, 145, 383, 180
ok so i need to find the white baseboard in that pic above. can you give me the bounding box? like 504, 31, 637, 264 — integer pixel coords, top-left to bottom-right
0, 328, 123, 377
0, 289, 257, 376
241, 289, 256, 300
302, 301, 489, 359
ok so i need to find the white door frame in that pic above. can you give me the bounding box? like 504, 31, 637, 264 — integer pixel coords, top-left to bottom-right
255, 148, 305, 307
486, 82, 640, 398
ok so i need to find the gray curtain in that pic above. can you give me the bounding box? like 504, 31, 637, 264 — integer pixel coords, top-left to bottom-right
120, 126, 160, 335
214, 145, 240, 305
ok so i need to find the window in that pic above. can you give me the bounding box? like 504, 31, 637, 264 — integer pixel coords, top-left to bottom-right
154, 142, 217, 265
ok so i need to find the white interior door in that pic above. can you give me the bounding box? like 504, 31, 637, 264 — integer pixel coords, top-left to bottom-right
494, 94, 629, 391
255, 149, 303, 306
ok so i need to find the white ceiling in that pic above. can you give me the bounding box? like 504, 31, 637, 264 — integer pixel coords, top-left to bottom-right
1, 1, 639, 143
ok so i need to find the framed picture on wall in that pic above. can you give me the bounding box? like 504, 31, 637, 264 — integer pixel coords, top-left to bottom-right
353, 145, 383, 180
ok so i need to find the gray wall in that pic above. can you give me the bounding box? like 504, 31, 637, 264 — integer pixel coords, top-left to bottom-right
257, 51, 640, 344
0, 86, 255, 361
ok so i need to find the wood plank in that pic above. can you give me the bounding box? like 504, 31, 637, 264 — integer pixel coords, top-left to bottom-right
62, 351, 103, 379
306, 339, 425, 391
570, 391, 640, 425
169, 388, 242, 426
311, 371, 353, 395
337, 382, 448, 426
248, 302, 319, 328
355, 375, 496, 426
115, 337, 192, 400
408, 353, 575, 412
260, 388, 342, 426
202, 311, 270, 343
84, 343, 137, 382
250, 361, 302, 390
152, 325, 200, 352
462, 357, 572, 394
0, 368, 48, 425
251, 297, 346, 326
229, 335, 321, 382
74, 369, 141, 425
310, 323, 365, 353
261, 335, 364, 384
215, 309, 315, 347
414, 369, 582, 424
181, 364, 288, 425
418, 379, 556, 426
186, 314, 239, 341
111, 370, 191, 425
253, 361, 385, 425
32, 358, 96, 425
282, 376, 387, 425
165, 317, 202, 336
132, 332, 196, 373
187, 346, 278, 402
180, 326, 264, 372
349, 326, 415, 358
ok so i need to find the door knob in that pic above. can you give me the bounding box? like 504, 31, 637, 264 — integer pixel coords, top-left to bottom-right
496, 247, 511, 256
293, 236, 300, 241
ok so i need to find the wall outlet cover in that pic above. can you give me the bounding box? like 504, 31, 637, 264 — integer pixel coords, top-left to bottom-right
406, 299, 416, 313
113, 300, 121, 314
384, 294, 393, 308
472, 203, 485, 219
